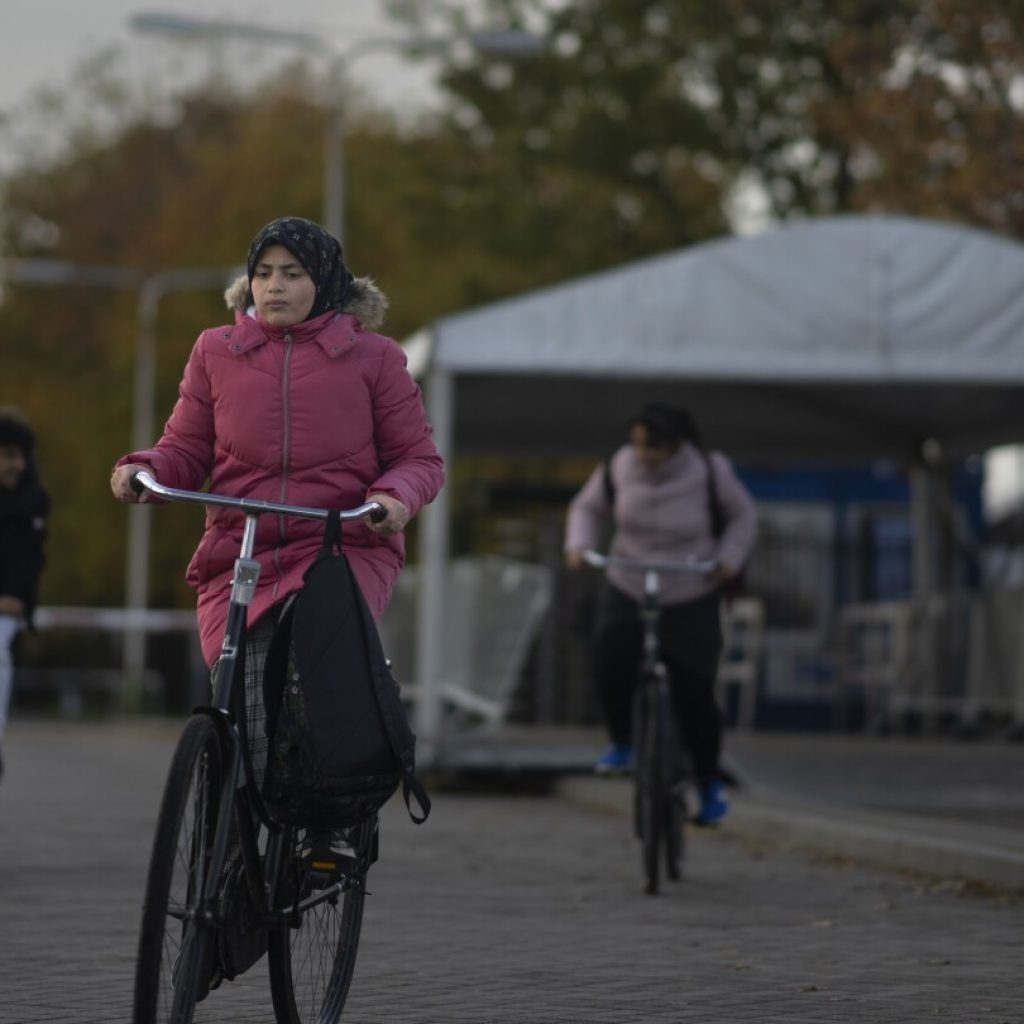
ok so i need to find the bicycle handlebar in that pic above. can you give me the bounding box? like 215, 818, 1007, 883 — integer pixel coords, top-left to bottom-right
582, 549, 717, 575
130, 470, 388, 523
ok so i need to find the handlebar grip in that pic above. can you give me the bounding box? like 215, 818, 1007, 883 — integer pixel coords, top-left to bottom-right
129, 471, 146, 496
368, 504, 388, 524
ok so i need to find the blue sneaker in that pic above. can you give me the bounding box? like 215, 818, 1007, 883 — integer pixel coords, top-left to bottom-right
594, 743, 633, 775
696, 781, 729, 825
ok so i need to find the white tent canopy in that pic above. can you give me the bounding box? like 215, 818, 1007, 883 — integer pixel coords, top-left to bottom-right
410, 216, 1024, 753
411, 214, 1024, 461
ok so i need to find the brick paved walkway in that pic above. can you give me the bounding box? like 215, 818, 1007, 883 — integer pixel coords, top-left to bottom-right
0, 721, 1020, 1023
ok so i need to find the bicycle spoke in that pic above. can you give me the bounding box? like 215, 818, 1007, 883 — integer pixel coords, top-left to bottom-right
269, 827, 366, 1024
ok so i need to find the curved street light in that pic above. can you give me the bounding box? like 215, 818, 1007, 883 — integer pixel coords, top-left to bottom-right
129, 10, 546, 243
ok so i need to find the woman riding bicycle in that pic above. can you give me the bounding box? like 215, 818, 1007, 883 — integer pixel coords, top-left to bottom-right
110, 215, 444, 772
564, 402, 755, 824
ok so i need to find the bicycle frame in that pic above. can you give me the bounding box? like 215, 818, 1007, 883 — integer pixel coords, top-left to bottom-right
583, 550, 716, 671
583, 549, 716, 893
132, 471, 384, 923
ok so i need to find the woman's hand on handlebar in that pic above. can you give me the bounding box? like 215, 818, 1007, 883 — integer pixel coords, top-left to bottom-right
110, 464, 151, 503
365, 492, 409, 536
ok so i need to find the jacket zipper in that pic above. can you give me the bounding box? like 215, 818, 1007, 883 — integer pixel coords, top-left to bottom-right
272, 331, 294, 600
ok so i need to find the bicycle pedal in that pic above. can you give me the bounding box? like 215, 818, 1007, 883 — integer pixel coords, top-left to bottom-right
302, 844, 356, 878
305, 857, 345, 878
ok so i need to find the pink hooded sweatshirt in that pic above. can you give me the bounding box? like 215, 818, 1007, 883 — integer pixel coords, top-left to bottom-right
116, 276, 444, 665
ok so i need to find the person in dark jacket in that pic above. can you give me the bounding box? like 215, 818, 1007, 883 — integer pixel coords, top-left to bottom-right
0, 409, 49, 779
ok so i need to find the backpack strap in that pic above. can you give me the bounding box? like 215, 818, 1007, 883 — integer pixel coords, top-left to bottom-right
402, 769, 432, 824
320, 509, 343, 556
601, 456, 615, 508
698, 449, 726, 539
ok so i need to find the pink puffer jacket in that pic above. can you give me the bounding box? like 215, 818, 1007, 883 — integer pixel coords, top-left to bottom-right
116, 278, 444, 665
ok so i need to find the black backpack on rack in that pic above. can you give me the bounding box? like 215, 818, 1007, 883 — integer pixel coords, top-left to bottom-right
261, 512, 430, 829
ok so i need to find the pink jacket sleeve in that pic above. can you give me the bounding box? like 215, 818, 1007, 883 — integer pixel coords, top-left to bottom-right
709, 452, 757, 571
114, 337, 215, 490
564, 462, 612, 553
365, 340, 445, 517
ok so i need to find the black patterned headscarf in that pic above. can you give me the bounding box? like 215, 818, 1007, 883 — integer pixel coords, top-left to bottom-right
246, 216, 354, 320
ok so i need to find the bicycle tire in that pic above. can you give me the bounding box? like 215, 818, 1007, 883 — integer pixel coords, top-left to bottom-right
134, 714, 225, 1024
665, 784, 685, 881
267, 820, 370, 1024
663, 713, 686, 882
635, 676, 663, 895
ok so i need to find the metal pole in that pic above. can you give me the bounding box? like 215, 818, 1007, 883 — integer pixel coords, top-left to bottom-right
414, 356, 452, 764
323, 60, 347, 242
121, 281, 160, 706
319, 55, 348, 244
121, 268, 238, 706
910, 463, 937, 728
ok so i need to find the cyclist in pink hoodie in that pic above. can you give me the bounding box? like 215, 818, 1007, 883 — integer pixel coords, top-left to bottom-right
111, 217, 444, 775
565, 402, 756, 823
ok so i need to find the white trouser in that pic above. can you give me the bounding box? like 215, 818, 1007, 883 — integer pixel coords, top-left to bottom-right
0, 614, 20, 737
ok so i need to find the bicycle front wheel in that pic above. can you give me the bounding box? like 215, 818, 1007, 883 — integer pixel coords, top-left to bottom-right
665, 781, 685, 881
267, 819, 372, 1024
134, 714, 225, 1024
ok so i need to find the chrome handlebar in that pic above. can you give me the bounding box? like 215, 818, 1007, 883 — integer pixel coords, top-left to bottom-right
582, 549, 717, 575
130, 470, 387, 523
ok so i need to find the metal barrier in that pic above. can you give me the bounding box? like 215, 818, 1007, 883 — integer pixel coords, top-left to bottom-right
17, 606, 202, 714
833, 594, 1024, 733
380, 556, 554, 730
963, 588, 1024, 731
718, 597, 765, 731
834, 601, 916, 731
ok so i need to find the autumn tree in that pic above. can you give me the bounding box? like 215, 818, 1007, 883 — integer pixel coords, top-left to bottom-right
403, 0, 1024, 236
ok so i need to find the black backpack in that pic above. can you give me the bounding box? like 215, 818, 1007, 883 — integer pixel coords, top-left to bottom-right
260, 512, 430, 828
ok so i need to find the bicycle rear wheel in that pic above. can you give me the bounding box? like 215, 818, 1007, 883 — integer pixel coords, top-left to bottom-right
267, 819, 372, 1024
134, 714, 225, 1024
634, 675, 664, 895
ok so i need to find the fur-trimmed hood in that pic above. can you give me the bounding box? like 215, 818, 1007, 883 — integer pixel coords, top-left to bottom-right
223, 274, 389, 332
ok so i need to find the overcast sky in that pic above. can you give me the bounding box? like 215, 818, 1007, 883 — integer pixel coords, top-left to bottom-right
0, 0, 443, 121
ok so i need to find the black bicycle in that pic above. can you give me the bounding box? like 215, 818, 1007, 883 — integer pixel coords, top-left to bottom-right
583, 550, 715, 895
130, 470, 387, 1024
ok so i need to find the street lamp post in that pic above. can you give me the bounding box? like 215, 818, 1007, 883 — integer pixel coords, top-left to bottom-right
121, 268, 238, 702
129, 11, 545, 243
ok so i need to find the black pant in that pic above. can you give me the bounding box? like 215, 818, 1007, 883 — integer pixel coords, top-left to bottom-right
592, 584, 724, 786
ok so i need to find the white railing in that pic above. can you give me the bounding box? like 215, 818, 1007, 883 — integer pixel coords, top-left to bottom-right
18, 606, 202, 714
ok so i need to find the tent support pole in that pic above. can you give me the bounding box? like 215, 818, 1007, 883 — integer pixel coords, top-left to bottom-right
910, 463, 939, 729
414, 362, 453, 766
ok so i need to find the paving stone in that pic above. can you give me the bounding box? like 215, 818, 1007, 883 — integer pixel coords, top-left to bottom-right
0, 721, 1020, 1023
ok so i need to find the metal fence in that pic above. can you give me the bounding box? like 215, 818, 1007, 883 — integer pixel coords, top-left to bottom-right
15, 541, 1024, 736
